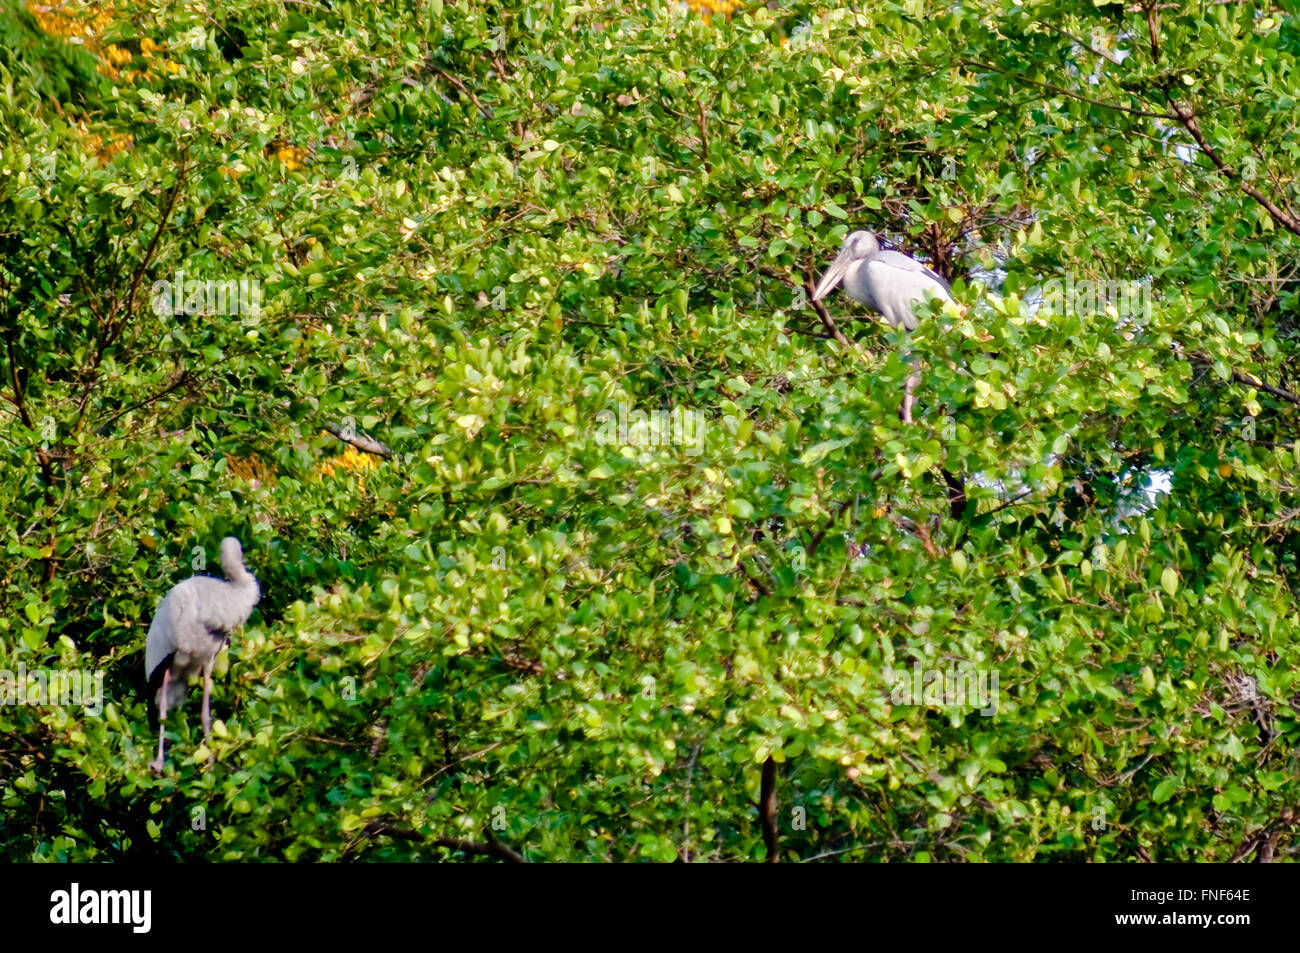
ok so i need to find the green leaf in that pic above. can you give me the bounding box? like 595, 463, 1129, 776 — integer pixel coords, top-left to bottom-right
1160, 566, 1179, 597
1152, 777, 1179, 804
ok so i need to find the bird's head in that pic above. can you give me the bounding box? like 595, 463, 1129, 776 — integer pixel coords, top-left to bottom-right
219, 537, 259, 601
220, 536, 244, 567
811, 230, 881, 302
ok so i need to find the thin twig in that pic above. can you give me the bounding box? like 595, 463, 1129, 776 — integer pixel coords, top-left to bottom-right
1188, 351, 1300, 405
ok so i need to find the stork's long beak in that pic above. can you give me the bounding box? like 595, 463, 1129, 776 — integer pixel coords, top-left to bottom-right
811, 249, 851, 302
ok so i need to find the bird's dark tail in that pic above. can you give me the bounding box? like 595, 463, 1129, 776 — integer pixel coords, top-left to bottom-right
145, 653, 177, 729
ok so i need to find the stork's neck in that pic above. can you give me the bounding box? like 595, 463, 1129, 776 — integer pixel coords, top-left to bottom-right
221, 549, 258, 596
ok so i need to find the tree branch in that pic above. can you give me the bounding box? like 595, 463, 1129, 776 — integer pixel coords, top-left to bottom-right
961, 59, 1177, 120
1229, 806, 1295, 863
1167, 98, 1300, 237
432, 830, 528, 863
324, 421, 393, 457
95, 368, 193, 433
1145, 2, 1161, 65
1188, 351, 1300, 406
123, 157, 189, 330
426, 64, 493, 120
362, 820, 528, 862
808, 294, 851, 351
759, 755, 779, 863
807, 496, 856, 558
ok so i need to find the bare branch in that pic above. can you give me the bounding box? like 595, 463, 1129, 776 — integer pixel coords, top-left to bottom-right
1188, 351, 1300, 406
1167, 99, 1300, 237
324, 421, 393, 457
362, 821, 529, 862
759, 755, 779, 863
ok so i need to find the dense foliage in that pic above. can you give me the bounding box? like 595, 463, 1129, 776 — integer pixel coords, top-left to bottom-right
2, 0, 1299, 861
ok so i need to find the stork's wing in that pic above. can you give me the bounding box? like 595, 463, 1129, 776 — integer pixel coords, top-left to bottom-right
185, 577, 254, 634
144, 591, 179, 679
145, 576, 251, 678
871, 251, 952, 295
865, 254, 953, 330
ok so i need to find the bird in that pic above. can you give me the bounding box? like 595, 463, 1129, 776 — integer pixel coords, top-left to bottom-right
811, 229, 954, 422
144, 536, 259, 772
811, 229, 953, 330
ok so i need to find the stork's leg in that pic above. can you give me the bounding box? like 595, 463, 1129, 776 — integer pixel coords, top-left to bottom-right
198, 654, 220, 769
896, 343, 919, 425
149, 667, 170, 774
200, 654, 216, 744
899, 371, 920, 425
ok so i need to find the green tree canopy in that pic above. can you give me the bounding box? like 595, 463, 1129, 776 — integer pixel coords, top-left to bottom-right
2, 0, 1299, 861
